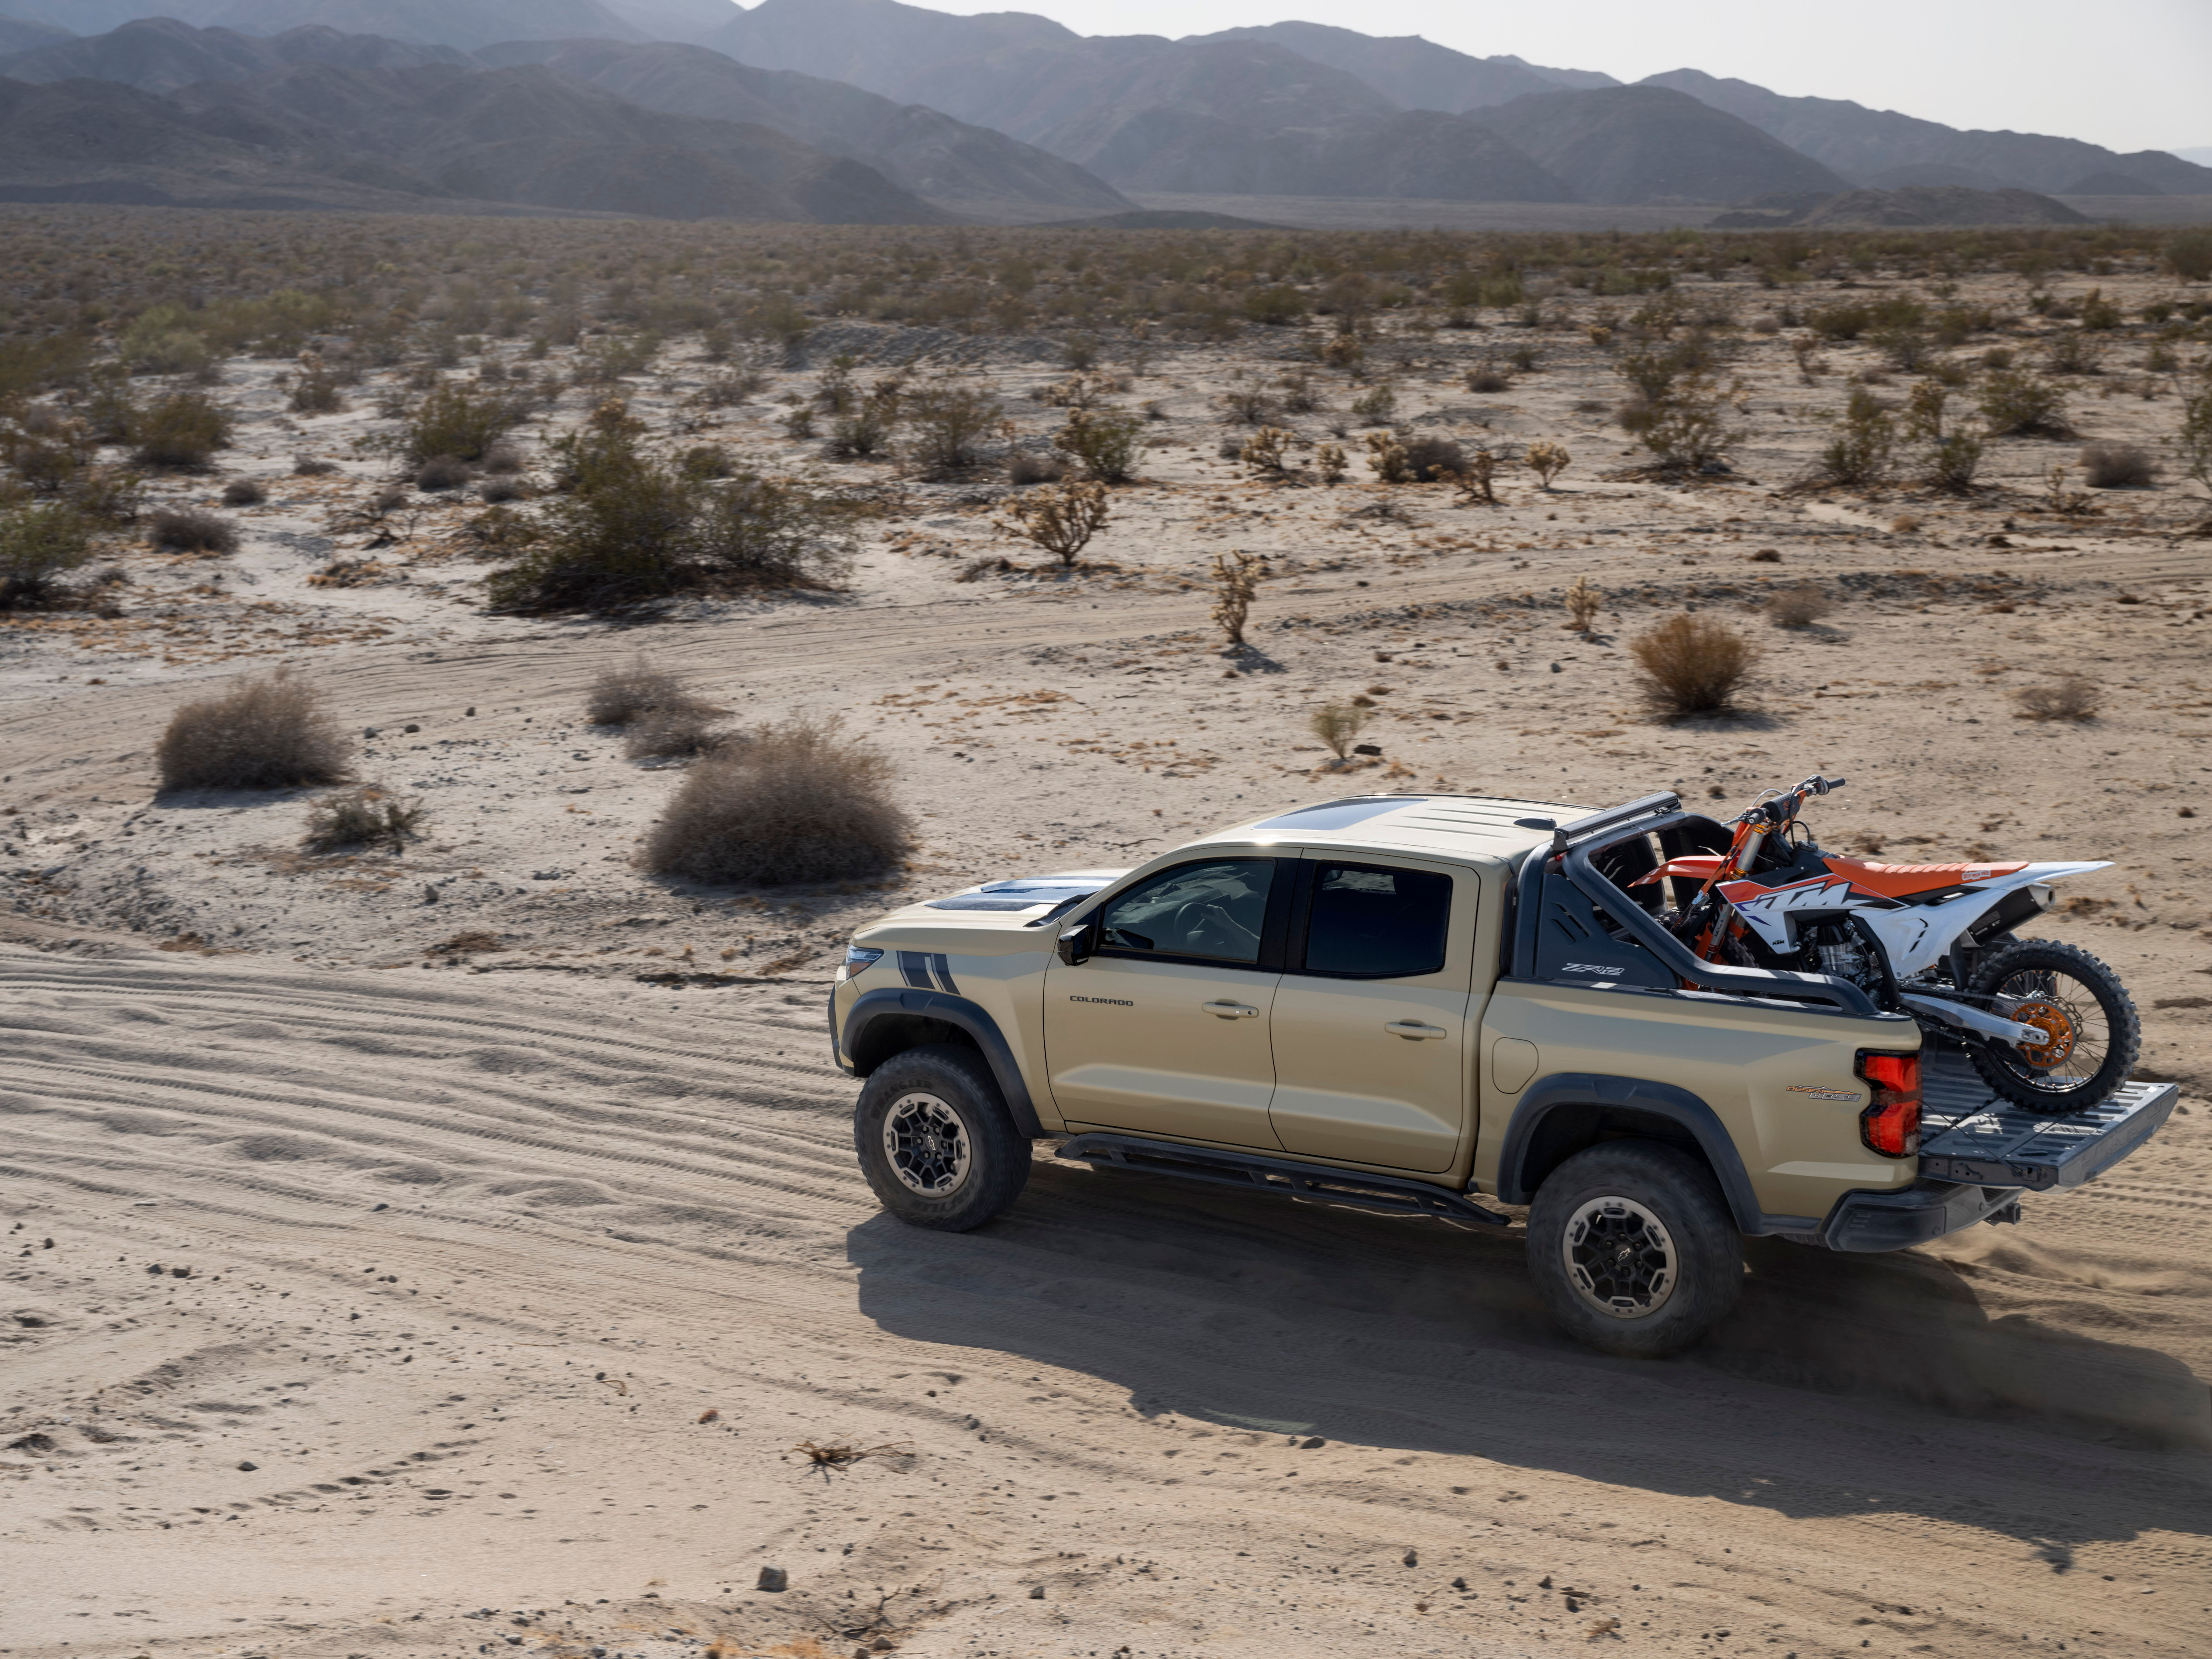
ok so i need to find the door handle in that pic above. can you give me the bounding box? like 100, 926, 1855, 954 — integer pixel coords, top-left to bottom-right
1385, 1020, 1446, 1040
1202, 1000, 1259, 1019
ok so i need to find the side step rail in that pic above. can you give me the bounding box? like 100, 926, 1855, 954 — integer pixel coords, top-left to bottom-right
1055, 1132, 1513, 1226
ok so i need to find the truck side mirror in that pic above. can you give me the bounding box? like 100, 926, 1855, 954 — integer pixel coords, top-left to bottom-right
1056, 923, 1094, 966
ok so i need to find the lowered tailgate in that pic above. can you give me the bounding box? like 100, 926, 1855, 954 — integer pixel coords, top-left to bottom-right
1917, 1048, 2178, 1191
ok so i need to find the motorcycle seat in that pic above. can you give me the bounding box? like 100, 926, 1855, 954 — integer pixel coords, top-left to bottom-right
1823, 857, 2028, 898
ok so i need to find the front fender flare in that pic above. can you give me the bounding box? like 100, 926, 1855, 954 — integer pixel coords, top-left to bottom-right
1495, 1072, 1793, 1236
840, 986, 1045, 1139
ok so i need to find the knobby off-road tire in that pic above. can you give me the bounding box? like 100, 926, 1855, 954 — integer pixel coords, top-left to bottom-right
1967, 937, 2141, 1113
853, 1043, 1029, 1231
1526, 1141, 1743, 1359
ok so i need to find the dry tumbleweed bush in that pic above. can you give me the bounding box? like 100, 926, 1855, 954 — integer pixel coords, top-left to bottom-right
1628, 613, 1762, 716
155, 668, 352, 792
645, 717, 912, 886
586, 656, 707, 726
2013, 674, 2102, 721
301, 785, 424, 853
1765, 582, 1835, 628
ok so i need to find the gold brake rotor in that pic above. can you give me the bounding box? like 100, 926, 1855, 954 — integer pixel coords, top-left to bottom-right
2011, 998, 2078, 1068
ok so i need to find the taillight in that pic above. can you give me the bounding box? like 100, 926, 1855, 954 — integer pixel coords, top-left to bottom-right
1856, 1050, 1922, 1158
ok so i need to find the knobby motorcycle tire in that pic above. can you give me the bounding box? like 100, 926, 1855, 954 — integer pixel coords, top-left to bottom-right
1965, 936, 2142, 1113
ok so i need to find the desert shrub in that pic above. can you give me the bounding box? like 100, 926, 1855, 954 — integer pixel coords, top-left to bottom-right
477, 476, 533, 504
301, 785, 424, 854
997, 479, 1110, 565
1629, 613, 1761, 715
414, 455, 472, 492
586, 656, 699, 726
1239, 426, 1294, 477
1815, 387, 1895, 487
155, 668, 351, 792
0, 333, 94, 399
1309, 700, 1373, 758
132, 391, 230, 469
2013, 675, 2101, 721
1277, 370, 1323, 413
1242, 286, 1306, 327
1053, 410, 1142, 483
1765, 582, 1834, 627
903, 382, 999, 475
1349, 385, 1397, 425
1526, 440, 1571, 488
826, 390, 898, 458
293, 454, 339, 476
1314, 442, 1348, 485
2167, 230, 2212, 283
490, 418, 854, 611
480, 444, 525, 475
400, 382, 519, 465
1562, 575, 1602, 633
1364, 431, 1411, 483
120, 306, 213, 377
1979, 369, 2072, 437
676, 445, 733, 481
1401, 435, 1467, 483
624, 706, 729, 760
573, 333, 657, 385
1465, 361, 1512, 393
220, 478, 265, 507
2045, 330, 2107, 375
0, 501, 93, 609
1904, 384, 1984, 492
1443, 450, 1505, 505
1060, 334, 1102, 370
148, 509, 238, 554
1007, 450, 1068, 485
2175, 386, 2212, 490
643, 717, 911, 886
1631, 377, 1740, 474
1210, 550, 1264, 648
71, 467, 145, 527
2080, 442, 2157, 489
288, 353, 346, 415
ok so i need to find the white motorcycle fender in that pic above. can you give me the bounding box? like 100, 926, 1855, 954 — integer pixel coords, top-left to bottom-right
1858, 860, 2109, 979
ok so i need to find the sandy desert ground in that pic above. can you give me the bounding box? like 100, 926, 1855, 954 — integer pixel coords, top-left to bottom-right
5, 243, 2212, 1659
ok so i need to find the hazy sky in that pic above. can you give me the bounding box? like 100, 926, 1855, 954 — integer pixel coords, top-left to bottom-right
912, 0, 2212, 155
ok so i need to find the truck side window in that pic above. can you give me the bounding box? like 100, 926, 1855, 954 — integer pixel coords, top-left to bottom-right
1096, 859, 1275, 965
1296, 862, 1452, 979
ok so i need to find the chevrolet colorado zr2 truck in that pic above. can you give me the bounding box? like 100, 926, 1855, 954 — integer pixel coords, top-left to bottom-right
827, 791, 2176, 1356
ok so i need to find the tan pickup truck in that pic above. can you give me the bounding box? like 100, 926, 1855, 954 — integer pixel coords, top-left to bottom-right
829, 791, 2175, 1355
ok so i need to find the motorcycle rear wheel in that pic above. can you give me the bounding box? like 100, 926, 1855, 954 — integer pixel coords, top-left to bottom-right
1966, 938, 2140, 1112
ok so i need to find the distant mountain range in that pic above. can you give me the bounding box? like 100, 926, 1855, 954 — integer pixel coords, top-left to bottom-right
0, 0, 2204, 220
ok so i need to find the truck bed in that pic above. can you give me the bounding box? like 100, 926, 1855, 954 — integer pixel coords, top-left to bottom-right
1917, 1048, 2179, 1192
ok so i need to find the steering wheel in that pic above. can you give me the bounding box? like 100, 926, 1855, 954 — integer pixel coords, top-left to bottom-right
1172, 900, 1216, 953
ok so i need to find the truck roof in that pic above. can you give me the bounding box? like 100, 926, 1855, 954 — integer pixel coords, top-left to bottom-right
1187, 793, 1594, 864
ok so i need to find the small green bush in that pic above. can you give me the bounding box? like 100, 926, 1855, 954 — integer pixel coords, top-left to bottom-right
132, 391, 230, 469
1053, 410, 1142, 483
0, 501, 94, 609
1816, 387, 1895, 487
487, 434, 854, 612
1979, 368, 2072, 437
400, 382, 521, 465
2167, 230, 2212, 283
902, 382, 1000, 476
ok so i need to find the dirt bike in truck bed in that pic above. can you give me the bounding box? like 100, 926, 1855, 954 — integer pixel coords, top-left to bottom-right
827, 787, 2176, 1356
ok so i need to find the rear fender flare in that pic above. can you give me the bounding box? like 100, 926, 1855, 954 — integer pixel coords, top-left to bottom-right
840, 986, 1045, 1139
1495, 1072, 1771, 1235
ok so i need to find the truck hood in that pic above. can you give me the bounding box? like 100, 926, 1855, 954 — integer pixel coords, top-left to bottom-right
919, 870, 1125, 915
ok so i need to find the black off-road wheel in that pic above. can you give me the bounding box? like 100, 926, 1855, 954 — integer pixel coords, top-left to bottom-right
853, 1043, 1030, 1231
1526, 1141, 1743, 1359
1967, 937, 2140, 1112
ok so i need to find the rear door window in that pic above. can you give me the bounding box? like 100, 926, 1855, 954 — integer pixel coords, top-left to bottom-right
1295, 862, 1453, 979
